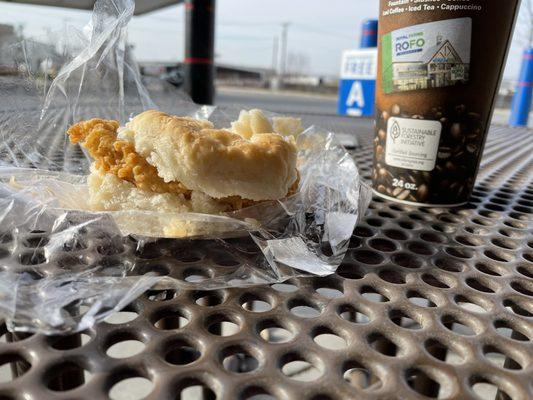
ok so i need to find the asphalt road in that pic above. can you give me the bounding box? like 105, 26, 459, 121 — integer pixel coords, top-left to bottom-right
216, 87, 374, 144
216, 87, 339, 115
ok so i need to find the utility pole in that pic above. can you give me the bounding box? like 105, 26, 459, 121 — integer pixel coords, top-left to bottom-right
271, 36, 279, 75
279, 22, 290, 78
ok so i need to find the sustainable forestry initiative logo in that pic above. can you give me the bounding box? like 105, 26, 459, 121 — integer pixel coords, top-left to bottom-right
391, 120, 401, 142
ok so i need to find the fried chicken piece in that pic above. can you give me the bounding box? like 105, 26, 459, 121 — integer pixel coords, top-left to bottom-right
68, 118, 191, 196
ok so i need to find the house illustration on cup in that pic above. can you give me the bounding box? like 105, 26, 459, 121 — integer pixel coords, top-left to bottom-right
391, 34, 469, 92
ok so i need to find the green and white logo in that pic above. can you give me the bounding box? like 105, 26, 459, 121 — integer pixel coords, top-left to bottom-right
382, 18, 472, 94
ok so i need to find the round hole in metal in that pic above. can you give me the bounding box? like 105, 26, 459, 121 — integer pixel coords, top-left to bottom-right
441, 315, 477, 336
271, 283, 298, 292
48, 332, 92, 350
353, 226, 375, 237
153, 308, 189, 330
377, 211, 396, 219
434, 258, 465, 273
361, 286, 389, 302
348, 236, 363, 249
464, 225, 490, 235
389, 309, 422, 330
313, 331, 347, 350
289, 301, 321, 318
510, 281, 533, 297
0, 247, 8, 260
0, 354, 31, 383
367, 332, 401, 357
165, 340, 201, 365
241, 387, 275, 400
107, 340, 145, 359
144, 289, 177, 302
407, 241, 435, 255
482, 345, 522, 370
503, 219, 527, 229
45, 361, 90, 391
342, 360, 382, 391
465, 278, 496, 294
383, 229, 408, 240
420, 231, 446, 243
109, 376, 153, 400
259, 321, 294, 344
134, 241, 165, 259
368, 238, 397, 252
0, 232, 13, 244
353, 249, 384, 265
502, 298, 533, 317
454, 295, 488, 313
516, 265, 533, 279
378, 269, 406, 284
240, 294, 272, 313
336, 263, 365, 279
405, 368, 450, 399
176, 378, 216, 400
18, 249, 46, 265
281, 355, 323, 382
491, 238, 518, 250
470, 378, 511, 400
474, 262, 503, 276
314, 281, 343, 298
337, 303, 371, 324
455, 235, 484, 247
136, 263, 169, 276
422, 274, 451, 289
22, 236, 49, 248
392, 252, 423, 269
221, 346, 259, 373
104, 311, 138, 325
424, 338, 464, 365
183, 269, 210, 283
399, 219, 418, 230
484, 249, 513, 263
62, 237, 88, 251
445, 246, 474, 259
206, 313, 240, 337
97, 243, 124, 256
407, 291, 437, 308
366, 217, 384, 227
194, 291, 225, 307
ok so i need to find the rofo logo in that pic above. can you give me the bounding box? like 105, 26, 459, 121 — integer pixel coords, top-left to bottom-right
395, 34, 425, 55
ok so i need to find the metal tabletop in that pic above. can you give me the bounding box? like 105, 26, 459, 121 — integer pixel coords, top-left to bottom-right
0, 120, 532, 400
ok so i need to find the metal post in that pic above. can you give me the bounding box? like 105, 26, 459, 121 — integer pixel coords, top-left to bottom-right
184, 0, 215, 105
360, 19, 378, 49
509, 47, 533, 126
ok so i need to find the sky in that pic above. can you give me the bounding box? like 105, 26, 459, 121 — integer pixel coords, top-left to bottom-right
0, 0, 531, 79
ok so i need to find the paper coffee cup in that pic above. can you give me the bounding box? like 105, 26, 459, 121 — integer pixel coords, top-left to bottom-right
373, 0, 521, 206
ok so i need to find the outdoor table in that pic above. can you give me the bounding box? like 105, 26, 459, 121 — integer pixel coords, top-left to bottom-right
0, 118, 531, 400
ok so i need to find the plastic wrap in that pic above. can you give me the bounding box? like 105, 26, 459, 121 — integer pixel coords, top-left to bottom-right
0, 0, 371, 334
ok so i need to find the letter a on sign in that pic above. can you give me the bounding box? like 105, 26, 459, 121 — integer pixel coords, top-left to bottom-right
346, 81, 365, 107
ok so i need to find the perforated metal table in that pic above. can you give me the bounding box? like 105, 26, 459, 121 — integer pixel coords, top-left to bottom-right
0, 119, 532, 400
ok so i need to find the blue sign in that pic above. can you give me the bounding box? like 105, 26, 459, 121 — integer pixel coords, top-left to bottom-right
337, 48, 377, 117
337, 79, 376, 117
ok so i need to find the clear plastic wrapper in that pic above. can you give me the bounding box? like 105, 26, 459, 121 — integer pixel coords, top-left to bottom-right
0, 0, 371, 334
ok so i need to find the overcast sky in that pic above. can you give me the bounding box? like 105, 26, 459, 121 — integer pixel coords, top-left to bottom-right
0, 0, 531, 79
